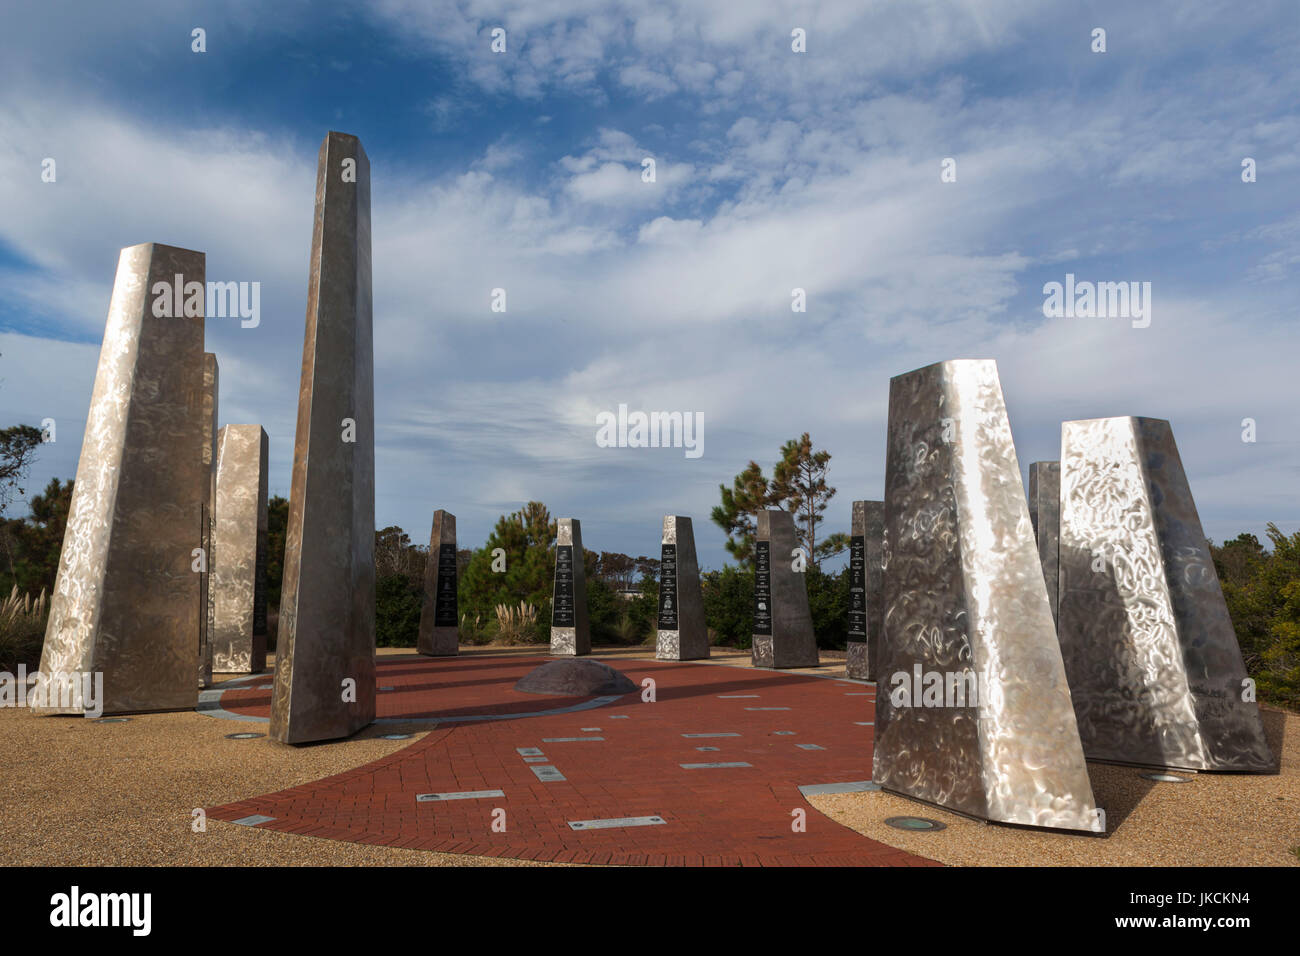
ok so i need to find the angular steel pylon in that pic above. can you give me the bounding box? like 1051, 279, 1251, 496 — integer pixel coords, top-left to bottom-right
874, 359, 1100, 831
1058, 416, 1275, 773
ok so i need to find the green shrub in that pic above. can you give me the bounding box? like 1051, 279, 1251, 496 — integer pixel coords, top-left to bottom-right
702, 565, 754, 648
375, 574, 422, 647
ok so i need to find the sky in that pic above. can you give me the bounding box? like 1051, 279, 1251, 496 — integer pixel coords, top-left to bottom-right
0, 0, 1297, 571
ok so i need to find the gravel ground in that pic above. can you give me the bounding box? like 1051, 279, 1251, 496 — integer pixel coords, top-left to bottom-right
807, 706, 1300, 867
0, 649, 548, 867
5, 645, 1289, 866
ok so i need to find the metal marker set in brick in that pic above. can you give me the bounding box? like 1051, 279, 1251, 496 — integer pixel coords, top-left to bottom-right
203, 654, 925, 866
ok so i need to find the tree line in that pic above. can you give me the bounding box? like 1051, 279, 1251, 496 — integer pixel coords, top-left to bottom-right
1, 422, 1295, 708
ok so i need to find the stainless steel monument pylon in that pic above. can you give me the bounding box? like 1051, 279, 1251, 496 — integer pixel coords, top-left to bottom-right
873, 359, 1100, 831
271, 131, 376, 744
1057, 416, 1275, 773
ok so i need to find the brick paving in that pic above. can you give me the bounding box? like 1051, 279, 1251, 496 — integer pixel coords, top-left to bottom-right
207, 654, 939, 867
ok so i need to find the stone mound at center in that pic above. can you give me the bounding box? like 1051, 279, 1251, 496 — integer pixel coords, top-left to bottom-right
514, 659, 637, 696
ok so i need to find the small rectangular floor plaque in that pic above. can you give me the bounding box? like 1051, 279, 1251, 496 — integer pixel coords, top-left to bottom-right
567, 815, 666, 831
416, 789, 505, 802
797, 781, 880, 797
516, 747, 544, 756
232, 814, 277, 827
523, 756, 549, 763
718, 694, 760, 699
745, 707, 791, 711
696, 746, 720, 751
541, 737, 604, 742
682, 732, 741, 738
531, 765, 567, 782
797, 744, 825, 751
680, 762, 752, 769
854, 721, 874, 726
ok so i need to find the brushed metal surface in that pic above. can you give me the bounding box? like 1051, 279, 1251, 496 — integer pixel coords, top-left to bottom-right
37, 243, 206, 715
271, 132, 376, 744
417, 510, 459, 656
1058, 417, 1275, 772
846, 500, 884, 680
1028, 461, 1061, 626
212, 425, 269, 674
199, 352, 218, 688
751, 509, 818, 668
656, 515, 709, 660
550, 518, 590, 655
874, 359, 1099, 831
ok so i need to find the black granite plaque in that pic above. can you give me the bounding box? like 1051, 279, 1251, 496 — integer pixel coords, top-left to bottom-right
434, 543, 458, 627
253, 534, 268, 635
552, 544, 575, 627
753, 540, 772, 636
847, 533, 866, 639
657, 543, 678, 629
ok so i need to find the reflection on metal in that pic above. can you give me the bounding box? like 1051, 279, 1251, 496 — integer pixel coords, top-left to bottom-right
212, 425, 269, 674
37, 243, 206, 716
750, 510, 818, 668
1027, 461, 1061, 626
418, 510, 459, 656
1058, 416, 1276, 773
271, 132, 376, 745
550, 518, 591, 656
846, 500, 884, 679
874, 359, 1100, 832
656, 516, 709, 660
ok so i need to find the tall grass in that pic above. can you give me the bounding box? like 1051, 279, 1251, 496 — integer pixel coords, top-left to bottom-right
0, 586, 48, 672
493, 602, 538, 645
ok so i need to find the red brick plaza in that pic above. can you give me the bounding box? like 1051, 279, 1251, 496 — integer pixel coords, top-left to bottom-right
206, 654, 938, 867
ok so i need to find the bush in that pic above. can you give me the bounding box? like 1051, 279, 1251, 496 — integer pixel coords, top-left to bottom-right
807, 564, 850, 650
700, 563, 847, 651
460, 612, 491, 646
375, 574, 422, 647
702, 565, 754, 648
1213, 525, 1300, 708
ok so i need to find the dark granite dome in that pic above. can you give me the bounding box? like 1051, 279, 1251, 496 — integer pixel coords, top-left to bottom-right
514, 659, 637, 696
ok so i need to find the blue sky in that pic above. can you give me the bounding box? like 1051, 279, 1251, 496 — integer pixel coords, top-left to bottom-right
1, 0, 1297, 570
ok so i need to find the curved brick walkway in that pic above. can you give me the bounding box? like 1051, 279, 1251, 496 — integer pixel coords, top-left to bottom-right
206, 654, 939, 867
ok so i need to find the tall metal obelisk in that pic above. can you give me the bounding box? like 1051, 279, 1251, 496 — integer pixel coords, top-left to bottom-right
36, 243, 206, 715
271, 132, 376, 744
